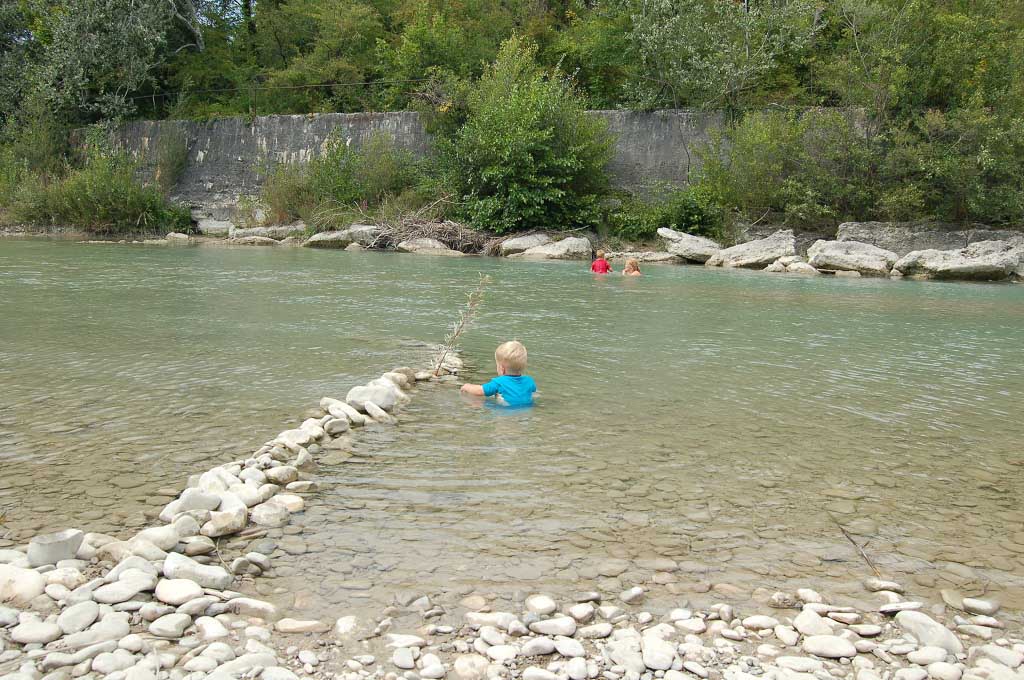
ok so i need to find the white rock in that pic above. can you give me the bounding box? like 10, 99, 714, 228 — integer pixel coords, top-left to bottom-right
555, 636, 585, 658
347, 383, 399, 412
706, 230, 796, 269
566, 657, 588, 680
154, 579, 203, 606
529, 617, 576, 637
386, 633, 428, 648
682, 661, 709, 679
453, 654, 489, 680
742, 615, 778, 631
961, 598, 999, 616
275, 618, 329, 633
93, 569, 157, 604
58, 600, 100, 635
895, 668, 929, 680
802, 635, 857, 658
133, 526, 179, 552
486, 645, 518, 662
149, 612, 192, 638
28, 530, 85, 567
641, 636, 677, 670
659, 228, 721, 263
0, 564, 47, 604
568, 603, 594, 622
510, 237, 592, 261
521, 637, 556, 656
92, 649, 136, 674
927, 662, 962, 680
62, 613, 132, 649
12, 618, 63, 644
794, 608, 833, 636
522, 668, 558, 680
908, 647, 949, 665
807, 240, 898, 276
526, 595, 557, 615
774, 625, 799, 647
895, 611, 963, 654
776, 657, 824, 673
195, 616, 229, 640
163, 553, 231, 589
620, 586, 644, 604
250, 502, 291, 527
200, 492, 248, 537
334, 615, 357, 637
500, 234, 551, 256
968, 645, 1022, 669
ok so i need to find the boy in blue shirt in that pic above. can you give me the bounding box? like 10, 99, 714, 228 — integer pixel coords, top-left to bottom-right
460, 340, 537, 407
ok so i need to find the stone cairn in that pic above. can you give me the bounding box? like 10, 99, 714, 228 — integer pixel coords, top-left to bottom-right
1, 355, 1022, 680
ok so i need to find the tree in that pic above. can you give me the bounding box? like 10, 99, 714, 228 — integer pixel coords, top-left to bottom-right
625, 0, 821, 109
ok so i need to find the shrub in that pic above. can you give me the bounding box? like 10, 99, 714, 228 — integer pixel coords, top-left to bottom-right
608, 185, 723, 242
441, 37, 615, 234
10, 142, 190, 233
261, 132, 423, 225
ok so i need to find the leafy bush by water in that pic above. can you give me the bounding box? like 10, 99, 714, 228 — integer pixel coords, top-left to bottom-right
607, 186, 723, 242
439, 37, 614, 234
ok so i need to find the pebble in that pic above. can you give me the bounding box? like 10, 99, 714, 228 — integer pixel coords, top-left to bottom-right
570, 603, 595, 622
529, 617, 577, 637
154, 579, 203, 606
620, 587, 645, 604
149, 613, 192, 638
393, 648, 417, 670
11, 619, 63, 644
578, 623, 613, 639
961, 598, 999, 616
521, 638, 556, 656
58, 601, 99, 635
908, 647, 948, 665
276, 618, 330, 634
774, 626, 799, 647
927, 662, 962, 680
682, 661, 709, 679
555, 637, 586, 658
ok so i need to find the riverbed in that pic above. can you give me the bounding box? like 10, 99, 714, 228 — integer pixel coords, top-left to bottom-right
2, 239, 1023, 624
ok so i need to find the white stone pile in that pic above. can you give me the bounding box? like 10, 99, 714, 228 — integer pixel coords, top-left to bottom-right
0, 354, 465, 680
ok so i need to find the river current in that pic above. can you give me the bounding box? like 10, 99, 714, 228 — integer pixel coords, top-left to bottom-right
2, 239, 1023, 625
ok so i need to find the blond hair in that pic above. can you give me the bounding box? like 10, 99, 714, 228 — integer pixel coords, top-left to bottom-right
596, 250, 606, 259
495, 340, 528, 374
625, 257, 640, 271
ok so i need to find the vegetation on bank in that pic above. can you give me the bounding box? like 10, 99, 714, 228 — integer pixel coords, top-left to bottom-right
1, 1, 1022, 236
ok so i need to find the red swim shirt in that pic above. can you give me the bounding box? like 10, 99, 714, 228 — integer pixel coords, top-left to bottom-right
591, 258, 611, 274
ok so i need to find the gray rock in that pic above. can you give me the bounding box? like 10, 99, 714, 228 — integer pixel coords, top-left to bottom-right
28, 530, 85, 567
836, 221, 1024, 256
895, 611, 963, 654
499, 234, 551, 256
706, 230, 796, 269
397, 238, 462, 256
149, 612, 192, 638
250, 502, 291, 527
11, 618, 63, 644
229, 225, 304, 240
510, 237, 592, 261
304, 224, 380, 248
807, 240, 898, 276
893, 241, 1020, 280
228, 235, 280, 246
659, 228, 721, 263
58, 601, 100, 635
801, 635, 857, 658
162, 553, 233, 589
347, 383, 399, 412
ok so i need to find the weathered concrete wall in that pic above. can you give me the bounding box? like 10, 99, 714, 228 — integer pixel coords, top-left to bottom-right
114, 109, 721, 217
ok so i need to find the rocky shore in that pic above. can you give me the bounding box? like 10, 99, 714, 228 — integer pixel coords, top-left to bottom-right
2, 347, 1023, 680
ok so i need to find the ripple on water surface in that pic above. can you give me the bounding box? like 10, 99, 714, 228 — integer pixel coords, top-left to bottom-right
2, 240, 1023, 621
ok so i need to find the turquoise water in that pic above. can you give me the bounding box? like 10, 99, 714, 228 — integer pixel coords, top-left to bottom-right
2, 239, 1023, 620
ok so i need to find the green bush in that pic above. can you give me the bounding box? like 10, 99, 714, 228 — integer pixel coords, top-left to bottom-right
9, 145, 190, 233
261, 132, 422, 225
699, 109, 875, 227
608, 186, 723, 242
440, 37, 615, 234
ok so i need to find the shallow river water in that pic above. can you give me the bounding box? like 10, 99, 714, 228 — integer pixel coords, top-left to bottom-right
2, 239, 1024, 626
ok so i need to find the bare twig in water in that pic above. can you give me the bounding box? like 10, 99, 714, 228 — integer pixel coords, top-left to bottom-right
828, 512, 882, 577
434, 273, 492, 376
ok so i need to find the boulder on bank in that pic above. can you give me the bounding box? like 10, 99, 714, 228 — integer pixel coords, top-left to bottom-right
657, 228, 721, 263
303, 224, 381, 249
509, 237, 592, 260
892, 240, 1021, 281
230, 225, 305, 240
499, 234, 551, 256
837, 221, 1024, 256
227, 236, 279, 246
807, 240, 898, 276
606, 251, 679, 263
706, 230, 796, 269
397, 238, 465, 257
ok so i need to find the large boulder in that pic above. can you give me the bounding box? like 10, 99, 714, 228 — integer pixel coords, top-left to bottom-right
303, 224, 381, 249
196, 219, 233, 236
706, 230, 796, 269
892, 240, 1021, 281
230, 225, 305, 240
658, 228, 722, 263
396, 238, 464, 256
510, 237, 592, 260
499, 234, 551, 256
346, 383, 399, 412
807, 240, 898, 276
837, 221, 1024, 256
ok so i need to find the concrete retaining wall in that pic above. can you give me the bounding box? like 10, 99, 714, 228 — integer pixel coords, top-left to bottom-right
113, 110, 722, 217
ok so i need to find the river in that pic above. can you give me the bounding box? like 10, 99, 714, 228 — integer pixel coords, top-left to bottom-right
2, 239, 1023, 625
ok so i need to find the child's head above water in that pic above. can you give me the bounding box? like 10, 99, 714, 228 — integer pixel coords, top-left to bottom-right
596, 249, 606, 259
495, 340, 528, 376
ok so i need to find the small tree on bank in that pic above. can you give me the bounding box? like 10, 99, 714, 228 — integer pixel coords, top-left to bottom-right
442, 37, 615, 234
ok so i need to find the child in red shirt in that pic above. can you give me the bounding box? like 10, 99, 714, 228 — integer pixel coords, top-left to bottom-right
591, 250, 611, 274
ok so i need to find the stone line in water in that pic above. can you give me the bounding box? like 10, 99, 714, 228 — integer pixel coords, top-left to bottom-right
0, 353, 1022, 680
